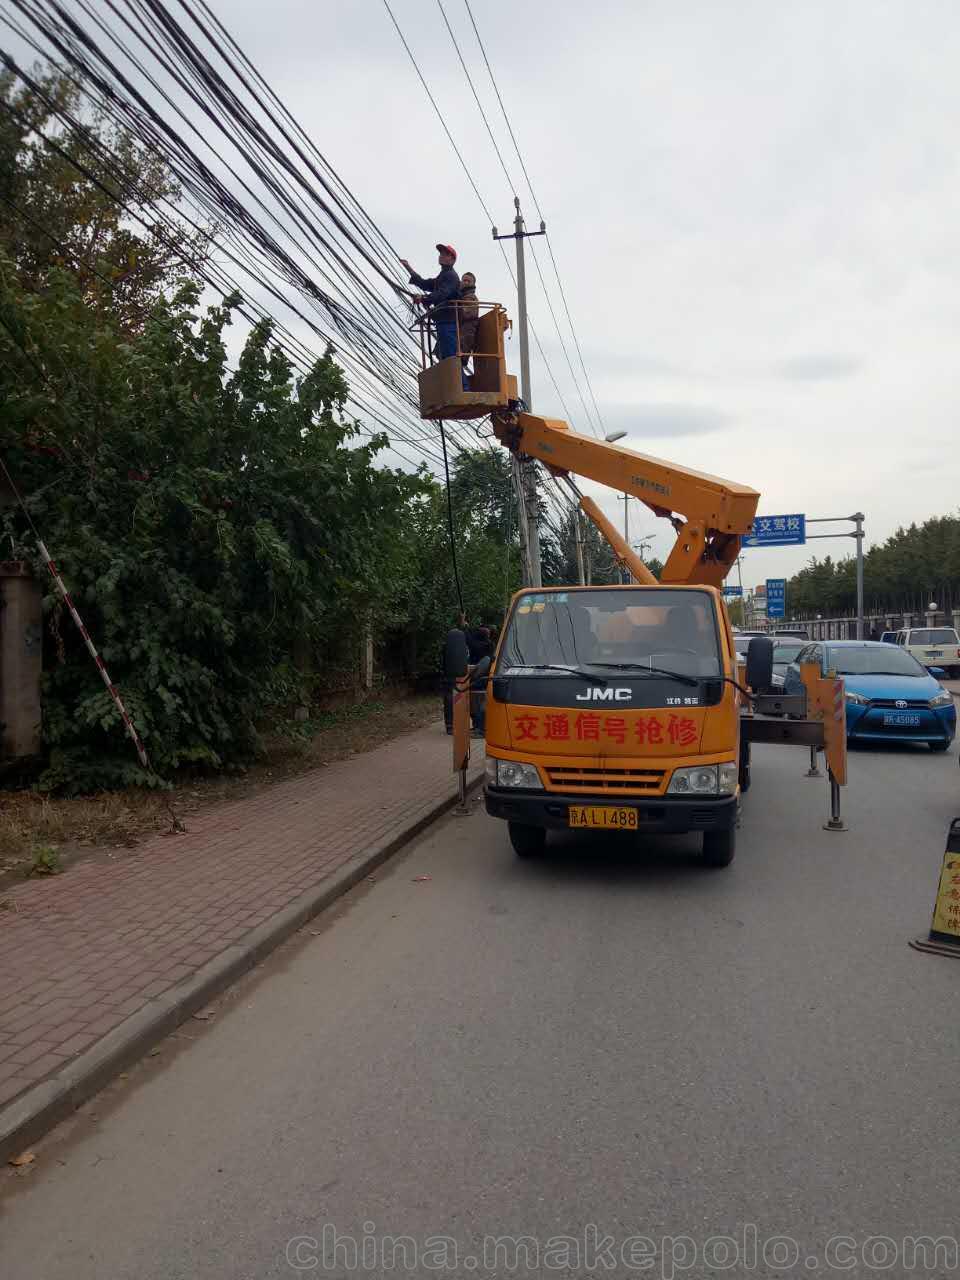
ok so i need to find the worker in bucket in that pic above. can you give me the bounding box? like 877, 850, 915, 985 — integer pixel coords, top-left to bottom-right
400, 244, 461, 361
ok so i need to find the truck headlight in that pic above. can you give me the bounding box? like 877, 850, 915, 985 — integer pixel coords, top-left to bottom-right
928, 689, 953, 708
668, 763, 738, 796
487, 757, 543, 789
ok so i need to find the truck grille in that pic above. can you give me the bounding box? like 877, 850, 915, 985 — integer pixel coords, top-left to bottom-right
545, 765, 666, 794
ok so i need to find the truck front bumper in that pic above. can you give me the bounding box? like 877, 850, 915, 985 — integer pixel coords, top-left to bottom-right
484, 787, 738, 833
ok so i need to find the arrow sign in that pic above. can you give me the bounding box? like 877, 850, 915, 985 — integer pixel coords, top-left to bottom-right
766, 579, 786, 619
743, 514, 806, 547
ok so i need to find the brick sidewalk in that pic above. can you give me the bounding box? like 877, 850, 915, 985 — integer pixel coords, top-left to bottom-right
0, 723, 482, 1116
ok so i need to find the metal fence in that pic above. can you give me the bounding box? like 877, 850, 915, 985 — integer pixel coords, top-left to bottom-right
747, 609, 960, 642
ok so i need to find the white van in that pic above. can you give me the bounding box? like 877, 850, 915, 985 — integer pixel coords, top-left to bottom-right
894, 627, 960, 677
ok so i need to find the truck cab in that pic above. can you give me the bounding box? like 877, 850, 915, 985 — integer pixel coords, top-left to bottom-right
483, 583, 746, 867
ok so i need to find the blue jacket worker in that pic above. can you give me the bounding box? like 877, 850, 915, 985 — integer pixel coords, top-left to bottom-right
400, 244, 461, 361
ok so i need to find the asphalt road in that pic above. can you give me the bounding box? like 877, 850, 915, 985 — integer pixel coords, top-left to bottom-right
2, 740, 959, 1280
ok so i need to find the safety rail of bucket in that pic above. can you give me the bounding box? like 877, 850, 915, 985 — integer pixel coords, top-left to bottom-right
414, 302, 517, 421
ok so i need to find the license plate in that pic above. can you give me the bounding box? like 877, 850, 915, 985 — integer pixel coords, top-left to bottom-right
926, 650, 943, 658
568, 805, 638, 830
882, 713, 921, 726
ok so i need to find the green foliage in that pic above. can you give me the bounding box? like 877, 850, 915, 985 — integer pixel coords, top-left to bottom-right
27, 843, 61, 877
397, 449, 522, 672
0, 66, 208, 328
788, 514, 960, 617
0, 263, 427, 790
1, 58, 707, 786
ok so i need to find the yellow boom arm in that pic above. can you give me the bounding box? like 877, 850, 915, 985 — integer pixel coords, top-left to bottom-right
491, 410, 759, 587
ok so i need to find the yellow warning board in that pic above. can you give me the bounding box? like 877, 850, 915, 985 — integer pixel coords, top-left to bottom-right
800, 661, 847, 785
931, 850, 960, 943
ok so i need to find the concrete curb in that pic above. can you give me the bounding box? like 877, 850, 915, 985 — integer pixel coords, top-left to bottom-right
0, 770, 484, 1164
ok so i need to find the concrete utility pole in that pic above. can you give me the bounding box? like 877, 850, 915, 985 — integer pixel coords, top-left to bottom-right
494, 199, 545, 588
613, 495, 631, 583
622, 494, 631, 584
574, 510, 587, 586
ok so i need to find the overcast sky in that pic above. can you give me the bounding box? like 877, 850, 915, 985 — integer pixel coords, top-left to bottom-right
214, 0, 958, 591
21, 0, 960, 595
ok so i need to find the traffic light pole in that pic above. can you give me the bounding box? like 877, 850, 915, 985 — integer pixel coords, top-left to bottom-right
494, 199, 545, 588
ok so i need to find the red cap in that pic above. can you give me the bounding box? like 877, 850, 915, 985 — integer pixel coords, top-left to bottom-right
436, 243, 457, 262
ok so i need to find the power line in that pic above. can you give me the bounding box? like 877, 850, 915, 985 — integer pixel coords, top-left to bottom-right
429, 0, 596, 435
3, 0, 508, 492
527, 237, 599, 436
462, 0, 606, 435
438, 421, 464, 615
382, 0, 578, 436
434, 0, 516, 198
0, 11, 474, 471
380, 0, 497, 230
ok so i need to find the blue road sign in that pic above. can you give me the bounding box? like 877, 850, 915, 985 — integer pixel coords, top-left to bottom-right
766, 578, 786, 619
723, 585, 743, 597
743, 514, 806, 547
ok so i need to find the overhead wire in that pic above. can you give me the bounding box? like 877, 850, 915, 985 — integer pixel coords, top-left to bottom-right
4, 0, 515, 519
462, 0, 606, 436
2, 0, 514, 636
383, 0, 580, 435
432, 0, 599, 435
0, 9, 478, 471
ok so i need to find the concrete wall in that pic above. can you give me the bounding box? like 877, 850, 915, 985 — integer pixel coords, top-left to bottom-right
0, 563, 42, 758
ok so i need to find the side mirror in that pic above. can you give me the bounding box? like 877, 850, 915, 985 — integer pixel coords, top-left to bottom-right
470, 656, 492, 686
746, 636, 774, 691
442, 629, 469, 679
491, 675, 511, 702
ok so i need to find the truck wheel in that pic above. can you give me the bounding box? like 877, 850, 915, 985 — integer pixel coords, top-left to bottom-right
702, 826, 736, 868
508, 822, 546, 858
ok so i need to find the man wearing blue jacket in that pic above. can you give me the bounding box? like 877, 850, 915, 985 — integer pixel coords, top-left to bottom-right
400, 243, 461, 361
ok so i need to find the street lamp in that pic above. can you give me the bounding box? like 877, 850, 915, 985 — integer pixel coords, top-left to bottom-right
605, 430, 627, 443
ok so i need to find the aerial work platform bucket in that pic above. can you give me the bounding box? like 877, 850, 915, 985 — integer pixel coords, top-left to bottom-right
415, 302, 517, 421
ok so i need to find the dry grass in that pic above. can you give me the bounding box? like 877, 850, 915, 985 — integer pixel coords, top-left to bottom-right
0, 693, 439, 881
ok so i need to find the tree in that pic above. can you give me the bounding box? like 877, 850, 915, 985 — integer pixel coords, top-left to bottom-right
786, 513, 960, 618
0, 262, 427, 789
0, 66, 207, 327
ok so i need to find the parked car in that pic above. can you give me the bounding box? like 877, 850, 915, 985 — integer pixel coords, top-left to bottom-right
770, 627, 809, 640
892, 627, 960, 678
782, 640, 956, 749
768, 639, 807, 690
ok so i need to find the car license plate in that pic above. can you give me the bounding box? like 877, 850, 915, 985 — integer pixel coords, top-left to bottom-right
882, 712, 921, 726
926, 650, 943, 658
568, 805, 638, 830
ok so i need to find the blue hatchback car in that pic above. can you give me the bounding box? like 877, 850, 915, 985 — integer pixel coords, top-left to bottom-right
782, 640, 956, 750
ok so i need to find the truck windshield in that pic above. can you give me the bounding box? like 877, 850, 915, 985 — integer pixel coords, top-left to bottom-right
501, 589, 722, 679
